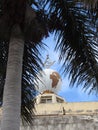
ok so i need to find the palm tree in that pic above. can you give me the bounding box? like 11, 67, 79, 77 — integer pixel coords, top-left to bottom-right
0, 0, 48, 130
0, 0, 98, 130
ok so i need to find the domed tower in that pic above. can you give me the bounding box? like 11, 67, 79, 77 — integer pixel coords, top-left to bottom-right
35, 55, 65, 105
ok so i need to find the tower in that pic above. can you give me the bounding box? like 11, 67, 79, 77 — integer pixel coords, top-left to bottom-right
35, 68, 65, 105
34, 55, 65, 114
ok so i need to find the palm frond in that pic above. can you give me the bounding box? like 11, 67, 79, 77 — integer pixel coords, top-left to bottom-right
0, 42, 8, 105
40, 0, 98, 93
21, 41, 44, 125
76, 0, 98, 9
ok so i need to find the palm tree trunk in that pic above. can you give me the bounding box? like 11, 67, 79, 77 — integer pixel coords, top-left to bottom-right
1, 25, 24, 130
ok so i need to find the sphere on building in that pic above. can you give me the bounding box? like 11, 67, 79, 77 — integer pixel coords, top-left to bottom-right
35, 69, 62, 93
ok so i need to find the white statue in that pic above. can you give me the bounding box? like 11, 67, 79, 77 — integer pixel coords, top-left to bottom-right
43, 54, 55, 69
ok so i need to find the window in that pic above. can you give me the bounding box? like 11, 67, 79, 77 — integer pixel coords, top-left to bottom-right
56, 97, 64, 103
40, 96, 52, 103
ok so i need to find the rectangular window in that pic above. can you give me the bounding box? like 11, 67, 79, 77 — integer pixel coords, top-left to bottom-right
56, 97, 64, 103
40, 96, 52, 103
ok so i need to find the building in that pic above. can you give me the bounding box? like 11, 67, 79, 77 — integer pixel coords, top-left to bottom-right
26, 68, 98, 130
20, 90, 98, 130
1, 68, 98, 130
35, 92, 98, 116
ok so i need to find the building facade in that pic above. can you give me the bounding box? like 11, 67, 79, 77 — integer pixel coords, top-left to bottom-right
20, 92, 98, 130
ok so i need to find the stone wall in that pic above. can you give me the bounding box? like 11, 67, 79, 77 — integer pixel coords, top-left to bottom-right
20, 114, 98, 130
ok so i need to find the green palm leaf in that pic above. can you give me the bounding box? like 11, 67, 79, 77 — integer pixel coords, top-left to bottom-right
40, 0, 98, 92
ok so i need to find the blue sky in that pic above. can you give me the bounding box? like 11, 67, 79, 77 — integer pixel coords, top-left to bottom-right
42, 34, 98, 102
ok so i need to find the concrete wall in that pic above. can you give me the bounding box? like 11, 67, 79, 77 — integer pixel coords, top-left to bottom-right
20, 115, 98, 130
35, 93, 98, 115
35, 102, 98, 115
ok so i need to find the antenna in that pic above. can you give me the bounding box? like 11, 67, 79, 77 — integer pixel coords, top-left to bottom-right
43, 54, 55, 69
